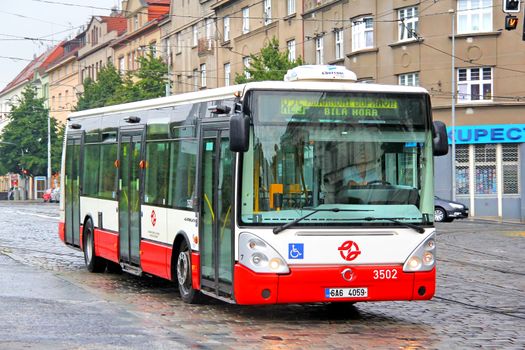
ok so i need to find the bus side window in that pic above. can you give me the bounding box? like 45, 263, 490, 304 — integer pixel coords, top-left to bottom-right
168, 139, 197, 209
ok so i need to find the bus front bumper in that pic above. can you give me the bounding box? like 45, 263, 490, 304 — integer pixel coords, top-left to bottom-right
233, 263, 435, 305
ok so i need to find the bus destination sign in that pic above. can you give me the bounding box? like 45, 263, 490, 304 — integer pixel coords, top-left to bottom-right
280, 97, 399, 118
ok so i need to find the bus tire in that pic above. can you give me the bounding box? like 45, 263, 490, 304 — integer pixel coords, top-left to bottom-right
83, 219, 107, 273
175, 240, 200, 304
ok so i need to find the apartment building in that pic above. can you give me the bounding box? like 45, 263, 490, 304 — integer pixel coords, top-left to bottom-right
160, 0, 303, 94
302, 0, 524, 221
110, 0, 170, 76
213, 0, 304, 89
47, 37, 84, 123
77, 14, 127, 91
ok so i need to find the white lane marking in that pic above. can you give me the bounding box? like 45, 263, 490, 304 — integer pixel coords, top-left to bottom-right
15, 210, 60, 221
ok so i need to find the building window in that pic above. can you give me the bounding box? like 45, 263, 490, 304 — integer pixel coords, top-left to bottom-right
315, 36, 324, 64
287, 39, 296, 61
193, 25, 198, 46
175, 33, 181, 54
242, 7, 250, 34
287, 0, 296, 15
134, 15, 139, 31
457, 67, 492, 102
264, 0, 272, 25
223, 16, 230, 41
456, 143, 520, 195
206, 18, 213, 40
455, 145, 470, 195
118, 56, 125, 73
502, 144, 519, 194
457, 0, 492, 34
224, 63, 231, 86
474, 144, 497, 194
200, 64, 206, 88
398, 72, 419, 86
398, 6, 419, 41
352, 17, 373, 51
149, 41, 157, 57
243, 56, 251, 79
193, 69, 198, 92
334, 29, 344, 60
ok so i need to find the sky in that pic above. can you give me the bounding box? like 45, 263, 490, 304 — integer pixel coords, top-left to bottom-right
0, 0, 121, 91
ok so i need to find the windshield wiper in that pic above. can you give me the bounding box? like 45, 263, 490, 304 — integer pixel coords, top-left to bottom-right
361, 216, 425, 234
273, 207, 372, 234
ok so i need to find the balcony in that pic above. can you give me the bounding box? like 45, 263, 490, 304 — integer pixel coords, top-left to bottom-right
198, 38, 214, 56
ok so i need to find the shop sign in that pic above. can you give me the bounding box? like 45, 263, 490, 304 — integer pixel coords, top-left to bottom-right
447, 124, 525, 144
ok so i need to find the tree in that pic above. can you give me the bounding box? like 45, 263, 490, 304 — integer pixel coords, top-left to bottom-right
235, 37, 304, 84
0, 85, 60, 176
76, 62, 122, 111
134, 53, 169, 100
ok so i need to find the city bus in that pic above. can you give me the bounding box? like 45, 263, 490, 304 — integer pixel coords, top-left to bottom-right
59, 65, 448, 304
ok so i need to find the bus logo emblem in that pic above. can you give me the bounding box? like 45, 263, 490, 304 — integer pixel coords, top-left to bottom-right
151, 210, 157, 227
338, 240, 361, 261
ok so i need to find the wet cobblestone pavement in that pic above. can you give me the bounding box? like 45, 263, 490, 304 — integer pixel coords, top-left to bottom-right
0, 201, 524, 349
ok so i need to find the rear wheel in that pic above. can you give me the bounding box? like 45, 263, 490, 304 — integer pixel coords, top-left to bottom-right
83, 219, 107, 273
175, 240, 200, 304
434, 207, 447, 222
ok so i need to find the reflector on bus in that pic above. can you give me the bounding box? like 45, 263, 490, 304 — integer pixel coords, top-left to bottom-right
284, 65, 357, 82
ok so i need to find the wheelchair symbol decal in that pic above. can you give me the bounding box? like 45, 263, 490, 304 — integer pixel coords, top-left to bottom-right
288, 243, 304, 259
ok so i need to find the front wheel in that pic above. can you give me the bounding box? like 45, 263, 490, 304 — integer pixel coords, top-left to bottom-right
83, 219, 107, 273
175, 240, 200, 304
434, 207, 447, 223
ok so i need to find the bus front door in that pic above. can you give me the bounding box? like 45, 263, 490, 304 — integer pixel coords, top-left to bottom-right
199, 125, 234, 298
65, 133, 82, 247
118, 130, 144, 268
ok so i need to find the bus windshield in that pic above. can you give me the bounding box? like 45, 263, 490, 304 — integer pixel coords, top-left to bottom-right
240, 90, 435, 227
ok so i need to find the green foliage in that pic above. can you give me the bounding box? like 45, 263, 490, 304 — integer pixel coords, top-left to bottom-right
0, 85, 60, 176
135, 53, 169, 100
76, 54, 168, 110
235, 37, 304, 84
76, 63, 122, 111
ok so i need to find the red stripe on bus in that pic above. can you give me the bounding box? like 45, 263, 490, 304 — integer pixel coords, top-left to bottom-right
58, 222, 65, 242
233, 264, 279, 304
233, 264, 435, 304
191, 252, 200, 290
94, 228, 119, 263
140, 240, 170, 279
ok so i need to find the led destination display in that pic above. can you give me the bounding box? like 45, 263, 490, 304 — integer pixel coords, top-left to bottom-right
256, 91, 427, 125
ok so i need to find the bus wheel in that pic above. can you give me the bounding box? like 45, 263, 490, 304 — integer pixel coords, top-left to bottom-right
83, 219, 107, 273
175, 240, 200, 304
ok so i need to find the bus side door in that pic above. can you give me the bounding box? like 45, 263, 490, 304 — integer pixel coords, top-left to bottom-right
199, 123, 234, 298
118, 128, 145, 268
64, 132, 83, 247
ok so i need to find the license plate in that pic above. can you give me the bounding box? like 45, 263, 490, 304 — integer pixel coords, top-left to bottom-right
325, 287, 368, 299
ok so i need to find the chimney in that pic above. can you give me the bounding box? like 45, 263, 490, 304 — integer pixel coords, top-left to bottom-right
121, 1, 128, 15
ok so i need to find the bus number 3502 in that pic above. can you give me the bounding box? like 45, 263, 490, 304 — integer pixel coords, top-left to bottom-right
373, 269, 398, 280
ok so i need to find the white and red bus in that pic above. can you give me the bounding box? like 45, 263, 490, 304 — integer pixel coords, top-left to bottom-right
59, 65, 448, 304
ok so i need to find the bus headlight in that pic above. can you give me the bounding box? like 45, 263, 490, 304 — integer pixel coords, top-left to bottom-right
239, 232, 290, 274
403, 232, 436, 272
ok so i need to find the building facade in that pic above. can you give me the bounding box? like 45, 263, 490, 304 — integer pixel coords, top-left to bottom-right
110, 0, 170, 78
302, 0, 524, 221
47, 38, 84, 123
77, 14, 127, 93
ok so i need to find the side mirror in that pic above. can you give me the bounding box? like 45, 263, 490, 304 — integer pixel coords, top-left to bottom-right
230, 113, 250, 152
432, 121, 449, 156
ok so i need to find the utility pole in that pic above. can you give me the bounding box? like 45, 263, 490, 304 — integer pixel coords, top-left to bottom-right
450, 9, 457, 202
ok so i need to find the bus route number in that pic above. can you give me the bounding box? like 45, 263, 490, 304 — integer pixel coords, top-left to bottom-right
373, 269, 398, 280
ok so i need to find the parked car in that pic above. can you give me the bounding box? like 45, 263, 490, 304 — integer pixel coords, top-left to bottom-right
434, 196, 469, 222
43, 188, 60, 203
